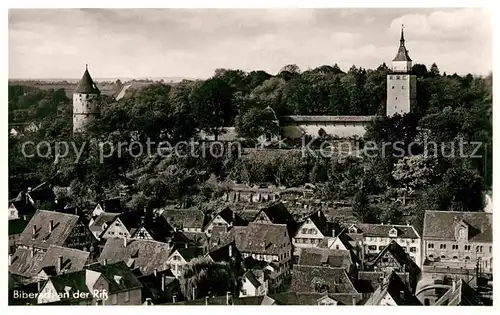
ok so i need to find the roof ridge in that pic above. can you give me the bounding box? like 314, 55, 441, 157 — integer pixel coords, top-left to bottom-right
37, 209, 79, 218
47, 245, 89, 253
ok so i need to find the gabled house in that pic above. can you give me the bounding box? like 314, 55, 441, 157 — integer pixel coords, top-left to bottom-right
253, 202, 297, 237
99, 210, 144, 240
364, 271, 421, 306
291, 265, 358, 295
91, 197, 125, 218
99, 238, 172, 276
8, 200, 36, 220
89, 212, 120, 239
131, 215, 191, 249
165, 246, 205, 278
8, 247, 46, 281
345, 223, 421, 267
240, 269, 268, 297
297, 247, 354, 275
228, 222, 293, 286
433, 279, 483, 306
9, 245, 90, 283
365, 240, 421, 292
204, 206, 247, 237
422, 211, 492, 274
35, 245, 90, 281
293, 210, 332, 252
37, 261, 143, 305
162, 209, 206, 233
15, 210, 99, 256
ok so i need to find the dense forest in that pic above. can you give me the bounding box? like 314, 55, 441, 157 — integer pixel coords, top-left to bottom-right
8, 62, 492, 230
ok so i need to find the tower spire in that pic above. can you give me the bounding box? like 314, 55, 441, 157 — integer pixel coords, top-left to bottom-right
86, 63, 88, 71
400, 24, 405, 45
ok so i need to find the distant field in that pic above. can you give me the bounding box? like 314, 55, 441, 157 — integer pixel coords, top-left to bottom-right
15, 82, 118, 98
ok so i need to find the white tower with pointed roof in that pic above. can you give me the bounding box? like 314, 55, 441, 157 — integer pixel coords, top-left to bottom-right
386, 26, 417, 117
73, 65, 101, 133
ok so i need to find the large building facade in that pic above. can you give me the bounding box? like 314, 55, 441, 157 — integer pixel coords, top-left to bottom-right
386, 27, 417, 117
73, 65, 101, 133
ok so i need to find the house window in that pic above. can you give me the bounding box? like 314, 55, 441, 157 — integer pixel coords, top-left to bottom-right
410, 247, 416, 253
302, 228, 308, 234
465, 256, 470, 260
241, 289, 247, 295
477, 246, 483, 252
378, 246, 385, 250
428, 243, 434, 249
489, 246, 492, 253
440, 244, 446, 249
465, 245, 471, 251
453, 256, 458, 259
124, 291, 130, 302
336, 245, 339, 250
429, 255, 434, 259
441, 255, 446, 259
368, 245, 377, 251
452, 245, 458, 250
396, 76, 400, 80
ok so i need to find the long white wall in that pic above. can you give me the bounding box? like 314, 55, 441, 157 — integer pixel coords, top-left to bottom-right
281, 121, 368, 139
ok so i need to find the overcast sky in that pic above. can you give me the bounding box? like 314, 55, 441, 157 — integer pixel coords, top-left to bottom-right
9, 8, 492, 79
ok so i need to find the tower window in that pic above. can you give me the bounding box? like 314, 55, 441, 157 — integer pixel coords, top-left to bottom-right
396, 76, 400, 80
395, 97, 398, 100
402, 86, 405, 89
392, 86, 395, 89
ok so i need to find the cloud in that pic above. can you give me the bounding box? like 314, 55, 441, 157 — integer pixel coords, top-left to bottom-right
8, 8, 492, 78
389, 8, 491, 42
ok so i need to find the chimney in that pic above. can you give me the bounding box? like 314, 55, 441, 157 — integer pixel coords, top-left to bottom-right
30, 248, 35, 258
172, 294, 176, 303
123, 237, 127, 247
352, 296, 356, 305
49, 220, 54, 233
8, 254, 12, 266
57, 256, 63, 273
103, 259, 107, 266
154, 268, 158, 277
161, 275, 165, 292
400, 290, 405, 300
452, 280, 456, 291
23, 215, 27, 221
27, 187, 32, 193
37, 280, 42, 292
32, 225, 37, 237
228, 244, 233, 258
205, 296, 209, 305
192, 287, 196, 300
185, 243, 188, 249
226, 291, 231, 305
